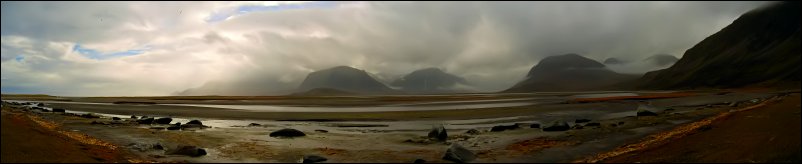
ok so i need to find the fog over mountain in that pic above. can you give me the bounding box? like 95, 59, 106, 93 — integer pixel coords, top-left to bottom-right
1, 1, 768, 96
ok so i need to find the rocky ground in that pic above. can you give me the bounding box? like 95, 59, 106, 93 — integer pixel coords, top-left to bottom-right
1, 89, 798, 163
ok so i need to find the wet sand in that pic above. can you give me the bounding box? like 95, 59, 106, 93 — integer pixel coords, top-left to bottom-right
1, 89, 797, 163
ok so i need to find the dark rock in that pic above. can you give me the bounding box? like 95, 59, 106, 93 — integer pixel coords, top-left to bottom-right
490, 124, 520, 132
167, 125, 181, 130
166, 145, 207, 157
248, 123, 261, 126
575, 119, 591, 123
112, 117, 121, 121
91, 121, 110, 125
442, 143, 475, 163
52, 108, 66, 113
530, 123, 541, 129
414, 159, 426, 163
130, 115, 138, 119
315, 129, 329, 133
180, 124, 208, 129
427, 125, 448, 141
186, 120, 203, 125
137, 117, 155, 124
618, 121, 625, 125
585, 122, 601, 127
302, 155, 328, 163
269, 128, 306, 138
81, 113, 101, 119
153, 143, 164, 150
572, 124, 584, 130
542, 120, 570, 132
637, 109, 658, 116
154, 118, 173, 124
610, 124, 618, 127
465, 129, 481, 135
37, 103, 45, 107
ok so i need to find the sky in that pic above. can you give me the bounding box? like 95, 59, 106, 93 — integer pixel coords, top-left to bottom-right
1, 1, 770, 96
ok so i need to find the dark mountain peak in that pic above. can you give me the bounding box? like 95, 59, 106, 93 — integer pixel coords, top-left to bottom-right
391, 67, 469, 93
297, 65, 395, 94
527, 54, 606, 77
603, 57, 626, 65
507, 54, 637, 92
636, 1, 800, 89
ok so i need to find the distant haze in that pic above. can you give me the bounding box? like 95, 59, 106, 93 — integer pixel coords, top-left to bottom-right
1, 1, 769, 96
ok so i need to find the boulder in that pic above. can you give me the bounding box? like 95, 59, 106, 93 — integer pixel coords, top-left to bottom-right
131, 115, 138, 119
112, 117, 121, 121
636, 104, 659, 117
427, 125, 448, 141
575, 119, 591, 123
153, 143, 164, 150
154, 118, 173, 124
80, 113, 101, 118
37, 103, 45, 107
542, 120, 570, 132
442, 144, 475, 163
52, 108, 66, 113
248, 123, 261, 126
269, 128, 306, 138
186, 120, 203, 125
465, 129, 481, 135
490, 124, 520, 132
180, 124, 208, 129
530, 123, 541, 129
166, 145, 207, 157
302, 155, 328, 163
315, 129, 329, 133
137, 117, 155, 124
167, 126, 182, 131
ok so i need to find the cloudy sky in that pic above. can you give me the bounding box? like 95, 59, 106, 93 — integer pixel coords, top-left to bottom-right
1, 1, 769, 96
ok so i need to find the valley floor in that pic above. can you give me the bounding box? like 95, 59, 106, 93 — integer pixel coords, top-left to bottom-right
1, 89, 800, 163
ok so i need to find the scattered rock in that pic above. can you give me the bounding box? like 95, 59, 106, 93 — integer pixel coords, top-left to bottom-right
154, 118, 173, 124
314, 129, 329, 133
572, 124, 584, 130
542, 120, 570, 132
269, 128, 306, 138
130, 115, 138, 119
180, 124, 208, 129
575, 119, 591, 123
81, 113, 101, 119
91, 121, 110, 125
490, 124, 520, 132
186, 120, 203, 125
637, 104, 659, 117
112, 117, 121, 121
37, 103, 45, 107
414, 159, 426, 163
150, 127, 166, 130
442, 143, 475, 163
585, 122, 601, 127
166, 145, 207, 157
530, 123, 541, 129
52, 108, 66, 113
248, 123, 261, 126
137, 117, 155, 124
637, 109, 658, 117
302, 155, 328, 163
167, 124, 182, 130
153, 143, 164, 150
465, 129, 481, 135
427, 125, 448, 142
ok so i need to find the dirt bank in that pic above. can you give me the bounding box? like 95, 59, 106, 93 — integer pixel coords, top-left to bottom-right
595, 93, 801, 163
1, 107, 147, 163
